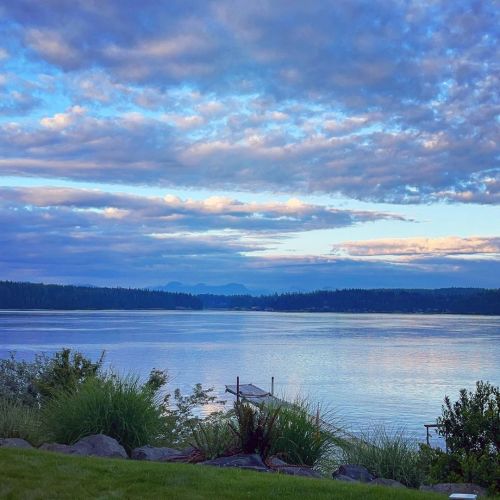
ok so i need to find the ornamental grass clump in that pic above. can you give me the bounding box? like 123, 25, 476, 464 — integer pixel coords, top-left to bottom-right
0, 399, 43, 445
270, 399, 338, 468
340, 425, 424, 488
230, 402, 281, 459
190, 417, 238, 460
42, 374, 164, 453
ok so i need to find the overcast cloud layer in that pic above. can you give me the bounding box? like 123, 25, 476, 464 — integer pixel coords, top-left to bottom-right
0, 1, 498, 289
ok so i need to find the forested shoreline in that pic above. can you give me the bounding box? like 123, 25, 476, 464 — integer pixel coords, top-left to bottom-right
0, 281, 202, 310
0, 281, 499, 314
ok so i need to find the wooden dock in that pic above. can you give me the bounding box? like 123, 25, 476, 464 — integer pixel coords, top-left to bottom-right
225, 378, 352, 442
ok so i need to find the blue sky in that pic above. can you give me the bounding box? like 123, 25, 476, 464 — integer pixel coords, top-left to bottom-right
0, 0, 498, 291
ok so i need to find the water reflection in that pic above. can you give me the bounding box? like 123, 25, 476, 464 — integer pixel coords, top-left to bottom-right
0, 310, 498, 439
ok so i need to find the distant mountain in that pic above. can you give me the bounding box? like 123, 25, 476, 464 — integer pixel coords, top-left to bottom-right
154, 281, 256, 296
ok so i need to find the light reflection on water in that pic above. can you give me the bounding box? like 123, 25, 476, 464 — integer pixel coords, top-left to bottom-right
0, 310, 499, 440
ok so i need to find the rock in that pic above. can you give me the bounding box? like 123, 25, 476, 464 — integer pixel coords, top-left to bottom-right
334, 474, 359, 482
267, 456, 288, 468
420, 483, 487, 497
73, 434, 128, 459
200, 453, 269, 472
41, 434, 128, 459
370, 478, 406, 488
40, 443, 89, 455
0, 438, 33, 449
267, 456, 322, 478
131, 445, 183, 462
332, 464, 374, 482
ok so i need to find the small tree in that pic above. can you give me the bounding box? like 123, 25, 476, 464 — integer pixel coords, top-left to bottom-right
438, 380, 499, 456
36, 348, 105, 400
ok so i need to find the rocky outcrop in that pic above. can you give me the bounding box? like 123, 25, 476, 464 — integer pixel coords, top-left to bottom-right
420, 483, 487, 497
40, 434, 127, 459
131, 445, 184, 462
0, 438, 33, 449
332, 464, 374, 482
200, 453, 269, 472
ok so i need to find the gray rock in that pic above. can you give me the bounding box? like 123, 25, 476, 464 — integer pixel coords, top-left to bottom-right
267, 456, 288, 468
73, 434, 128, 459
200, 453, 269, 472
332, 464, 374, 482
0, 438, 33, 449
334, 474, 359, 482
267, 456, 322, 478
370, 478, 406, 488
41, 434, 128, 459
40, 443, 89, 455
420, 483, 487, 497
131, 445, 183, 462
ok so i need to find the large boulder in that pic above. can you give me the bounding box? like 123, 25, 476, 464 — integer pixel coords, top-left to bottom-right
131, 445, 183, 462
40, 434, 127, 459
332, 464, 374, 482
370, 478, 406, 488
73, 434, 128, 458
420, 483, 487, 497
0, 438, 33, 449
200, 453, 269, 472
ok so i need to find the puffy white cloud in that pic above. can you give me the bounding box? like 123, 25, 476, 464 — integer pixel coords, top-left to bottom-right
332, 236, 500, 259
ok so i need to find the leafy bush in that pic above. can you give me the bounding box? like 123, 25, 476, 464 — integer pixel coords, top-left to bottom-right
340, 426, 424, 488
190, 416, 237, 460
230, 402, 281, 459
0, 352, 50, 406
438, 380, 499, 456
0, 399, 43, 445
423, 381, 500, 494
159, 383, 226, 447
0, 349, 104, 406
42, 374, 163, 453
270, 400, 336, 467
36, 348, 105, 400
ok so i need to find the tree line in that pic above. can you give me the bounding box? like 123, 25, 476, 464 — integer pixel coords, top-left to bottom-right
200, 288, 500, 315
0, 281, 202, 310
1, 281, 499, 314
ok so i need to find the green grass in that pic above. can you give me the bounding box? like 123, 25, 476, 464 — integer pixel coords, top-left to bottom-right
0, 448, 446, 500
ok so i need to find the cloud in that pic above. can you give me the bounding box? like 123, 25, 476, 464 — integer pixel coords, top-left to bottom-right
0, 186, 406, 233
0, 1, 497, 203
332, 236, 500, 259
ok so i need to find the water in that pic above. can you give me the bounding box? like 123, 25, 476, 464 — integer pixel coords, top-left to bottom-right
1, 310, 499, 440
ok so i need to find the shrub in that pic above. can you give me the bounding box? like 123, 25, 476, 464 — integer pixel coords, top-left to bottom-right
423, 381, 500, 494
36, 348, 105, 400
0, 399, 43, 445
340, 425, 424, 488
0, 349, 104, 407
230, 402, 281, 459
190, 416, 237, 460
42, 374, 163, 453
159, 383, 226, 447
270, 400, 336, 467
0, 352, 50, 406
438, 380, 499, 456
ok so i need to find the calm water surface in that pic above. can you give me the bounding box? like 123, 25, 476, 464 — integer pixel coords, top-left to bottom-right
1, 310, 499, 440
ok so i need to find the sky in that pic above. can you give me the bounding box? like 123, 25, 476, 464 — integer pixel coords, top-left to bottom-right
0, 0, 498, 292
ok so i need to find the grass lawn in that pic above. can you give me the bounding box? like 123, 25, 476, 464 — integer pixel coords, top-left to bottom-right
0, 448, 447, 500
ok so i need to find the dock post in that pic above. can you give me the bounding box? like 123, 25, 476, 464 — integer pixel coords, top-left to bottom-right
271, 376, 274, 396
236, 376, 240, 405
